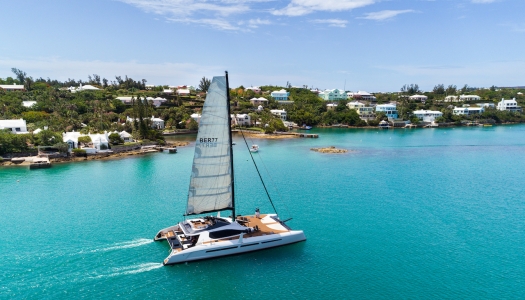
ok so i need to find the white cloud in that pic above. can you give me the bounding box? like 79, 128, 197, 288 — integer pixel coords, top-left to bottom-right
117, 0, 250, 17
311, 19, 348, 28
247, 18, 272, 28
471, 0, 497, 3
272, 0, 375, 17
360, 9, 416, 21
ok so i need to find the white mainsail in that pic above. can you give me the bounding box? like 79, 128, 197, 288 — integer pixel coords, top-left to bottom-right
186, 76, 233, 215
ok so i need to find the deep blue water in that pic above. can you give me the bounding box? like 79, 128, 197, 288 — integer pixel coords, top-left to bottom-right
1, 125, 525, 299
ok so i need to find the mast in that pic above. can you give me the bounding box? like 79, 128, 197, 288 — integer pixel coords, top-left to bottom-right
225, 71, 235, 219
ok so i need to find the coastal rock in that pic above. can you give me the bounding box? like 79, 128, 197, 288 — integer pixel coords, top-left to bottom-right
310, 146, 348, 153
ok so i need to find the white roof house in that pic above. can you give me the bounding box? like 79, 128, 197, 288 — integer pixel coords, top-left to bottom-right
126, 116, 165, 129
347, 91, 376, 101
22, 101, 37, 108
230, 114, 251, 126
270, 89, 289, 101
409, 95, 428, 102
62, 131, 109, 152
246, 86, 261, 93
326, 103, 337, 110
0, 119, 28, 134
497, 98, 522, 112
177, 89, 190, 96
70, 84, 100, 93
110, 130, 133, 143
270, 109, 287, 121
347, 101, 374, 116
0, 84, 24, 91
319, 89, 346, 101
459, 95, 481, 101
250, 97, 268, 106
347, 101, 365, 109
444, 96, 459, 102
453, 106, 485, 115
190, 113, 201, 124
413, 110, 443, 122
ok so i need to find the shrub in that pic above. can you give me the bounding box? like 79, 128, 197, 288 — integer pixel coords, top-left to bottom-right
72, 149, 86, 156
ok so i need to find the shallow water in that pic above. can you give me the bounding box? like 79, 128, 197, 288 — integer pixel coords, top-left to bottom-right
1, 125, 524, 299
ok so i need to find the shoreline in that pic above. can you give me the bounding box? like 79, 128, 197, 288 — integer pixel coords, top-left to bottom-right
0, 141, 190, 167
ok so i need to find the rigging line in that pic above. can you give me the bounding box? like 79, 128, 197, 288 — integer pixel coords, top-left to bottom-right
256, 150, 292, 219
238, 127, 279, 216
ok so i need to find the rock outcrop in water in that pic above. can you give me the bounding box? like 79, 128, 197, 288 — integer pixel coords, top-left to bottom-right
310, 146, 348, 153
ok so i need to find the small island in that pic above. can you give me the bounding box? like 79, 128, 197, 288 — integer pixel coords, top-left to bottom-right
311, 146, 348, 153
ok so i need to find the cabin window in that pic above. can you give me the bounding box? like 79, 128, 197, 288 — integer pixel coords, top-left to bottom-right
209, 229, 244, 239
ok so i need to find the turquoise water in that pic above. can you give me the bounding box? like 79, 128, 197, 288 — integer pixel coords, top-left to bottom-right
1, 126, 525, 299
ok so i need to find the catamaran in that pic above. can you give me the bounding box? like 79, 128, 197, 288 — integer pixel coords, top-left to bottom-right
154, 72, 306, 265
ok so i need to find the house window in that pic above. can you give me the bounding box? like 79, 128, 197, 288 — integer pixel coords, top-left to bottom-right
15, 128, 21, 132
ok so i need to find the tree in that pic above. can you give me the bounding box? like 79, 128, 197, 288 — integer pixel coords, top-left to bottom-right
199, 77, 211, 93
433, 84, 445, 94
187, 118, 199, 131
446, 85, 457, 95
11, 68, 27, 84
108, 133, 124, 145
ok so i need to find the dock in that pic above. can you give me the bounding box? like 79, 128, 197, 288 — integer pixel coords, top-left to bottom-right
29, 157, 51, 169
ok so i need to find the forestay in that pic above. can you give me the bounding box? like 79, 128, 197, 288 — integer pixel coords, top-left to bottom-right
186, 76, 233, 215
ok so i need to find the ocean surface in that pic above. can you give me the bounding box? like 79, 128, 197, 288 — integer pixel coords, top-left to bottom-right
1, 125, 525, 299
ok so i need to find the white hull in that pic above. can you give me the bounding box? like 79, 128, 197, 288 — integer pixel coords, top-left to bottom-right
155, 214, 306, 265
162, 230, 305, 265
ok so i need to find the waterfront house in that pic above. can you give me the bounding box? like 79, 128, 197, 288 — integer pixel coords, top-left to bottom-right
375, 104, 398, 120
63, 131, 109, 152
0, 119, 29, 134
250, 97, 268, 106
270, 109, 287, 121
453, 106, 485, 115
459, 95, 481, 101
231, 114, 251, 126
0, 84, 25, 91
497, 98, 522, 112
412, 110, 443, 122
409, 95, 428, 102
347, 91, 376, 101
347, 101, 374, 118
319, 89, 346, 101
116, 131, 133, 143
270, 89, 289, 101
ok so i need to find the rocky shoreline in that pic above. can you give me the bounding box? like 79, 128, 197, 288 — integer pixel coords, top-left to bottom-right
311, 146, 348, 153
0, 141, 190, 167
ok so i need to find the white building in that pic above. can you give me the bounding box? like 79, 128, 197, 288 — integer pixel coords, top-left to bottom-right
270, 89, 289, 101
497, 98, 522, 112
116, 96, 167, 107
319, 89, 346, 101
413, 110, 443, 122
459, 95, 481, 101
22, 101, 37, 108
0, 84, 25, 91
231, 114, 251, 126
376, 104, 398, 120
70, 84, 100, 93
409, 95, 428, 102
347, 101, 374, 117
245, 86, 261, 94
0, 119, 28, 134
62, 131, 109, 152
177, 89, 190, 96
190, 113, 201, 124
270, 109, 287, 121
453, 106, 485, 115
126, 116, 165, 129
326, 103, 337, 111
347, 91, 377, 101
444, 96, 458, 102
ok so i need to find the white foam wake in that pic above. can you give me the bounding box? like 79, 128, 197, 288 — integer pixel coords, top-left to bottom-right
89, 263, 163, 279
89, 238, 153, 253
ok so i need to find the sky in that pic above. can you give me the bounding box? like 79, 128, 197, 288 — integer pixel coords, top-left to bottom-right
1, 0, 524, 92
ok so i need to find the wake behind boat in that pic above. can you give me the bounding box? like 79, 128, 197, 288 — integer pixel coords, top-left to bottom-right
154, 72, 306, 265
